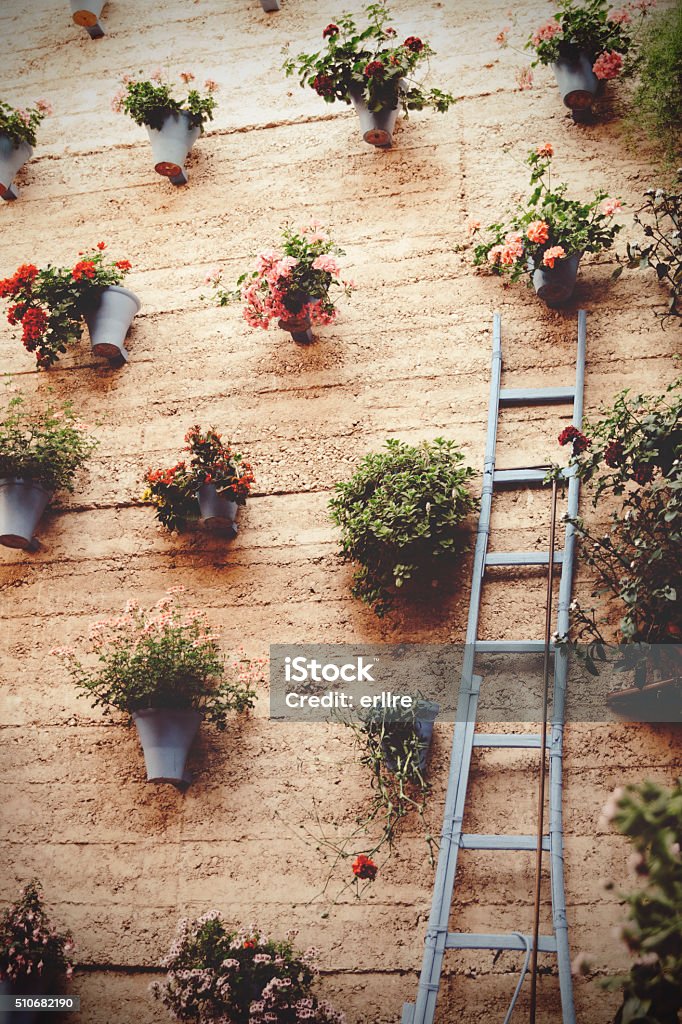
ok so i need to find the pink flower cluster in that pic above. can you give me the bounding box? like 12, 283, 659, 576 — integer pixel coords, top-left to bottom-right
487, 231, 525, 267
531, 20, 562, 46
601, 197, 622, 217
593, 50, 624, 79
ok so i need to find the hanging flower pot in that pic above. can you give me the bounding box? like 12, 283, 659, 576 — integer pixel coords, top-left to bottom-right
132, 708, 202, 785
260, 0, 280, 10
82, 284, 141, 363
532, 252, 582, 306
146, 111, 201, 185
0, 478, 50, 550
196, 482, 239, 537
382, 700, 440, 773
69, 0, 105, 36
551, 52, 598, 111
278, 301, 315, 344
348, 85, 400, 148
0, 136, 33, 202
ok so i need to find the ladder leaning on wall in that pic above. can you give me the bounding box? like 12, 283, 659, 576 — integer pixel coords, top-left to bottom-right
402, 311, 587, 1024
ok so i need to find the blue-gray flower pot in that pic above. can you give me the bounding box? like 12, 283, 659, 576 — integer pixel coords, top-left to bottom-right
348, 85, 401, 147
0, 479, 50, 550
260, 0, 280, 9
83, 285, 141, 363
132, 708, 202, 786
552, 52, 598, 110
0, 135, 33, 201
532, 252, 582, 306
146, 111, 201, 185
196, 483, 239, 538
383, 700, 440, 774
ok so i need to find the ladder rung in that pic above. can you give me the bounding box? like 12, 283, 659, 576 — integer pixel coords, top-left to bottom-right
474, 640, 553, 654
485, 551, 564, 567
493, 467, 571, 486
460, 834, 550, 851
473, 733, 546, 748
446, 932, 557, 953
499, 386, 575, 407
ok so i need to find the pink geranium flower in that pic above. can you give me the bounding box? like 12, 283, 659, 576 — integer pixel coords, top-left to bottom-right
543, 245, 566, 268
593, 50, 623, 79
531, 20, 562, 46
527, 220, 550, 244
601, 198, 622, 217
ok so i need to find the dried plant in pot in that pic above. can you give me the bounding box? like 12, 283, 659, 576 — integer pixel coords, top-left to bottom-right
207, 222, 355, 345
152, 917, 345, 1023
472, 144, 622, 306
0, 881, 74, 1024
112, 71, 219, 186
329, 437, 476, 617
53, 589, 264, 786
0, 99, 52, 201
0, 244, 139, 368
142, 425, 255, 538
283, 2, 456, 148
0, 394, 97, 551
549, 378, 681, 708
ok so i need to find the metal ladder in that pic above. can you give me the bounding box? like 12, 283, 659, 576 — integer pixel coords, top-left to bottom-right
402, 311, 587, 1024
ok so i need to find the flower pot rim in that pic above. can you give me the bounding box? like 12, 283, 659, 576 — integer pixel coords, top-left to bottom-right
131, 706, 203, 719
0, 476, 51, 495
146, 108, 204, 133
99, 283, 142, 310
0, 133, 33, 156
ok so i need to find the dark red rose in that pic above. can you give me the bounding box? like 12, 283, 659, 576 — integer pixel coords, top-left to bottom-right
558, 425, 590, 455
604, 440, 624, 468
322, 23, 339, 38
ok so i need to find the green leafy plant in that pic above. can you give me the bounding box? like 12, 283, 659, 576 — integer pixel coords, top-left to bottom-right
0, 880, 74, 986
627, 2, 682, 164
472, 144, 622, 283
152, 917, 344, 1023
616, 186, 682, 324
112, 70, 218, 130
551, 380, 681, 684
0, 393, 97, 493
206, 222, 355, 331
0, 98, 52, 148
142, 425, 255, 532
601, 780, 682, 1024
523, 0, 653, 73
329, 438, 476, 616
52, 589, 263, 729
282, 2, 455, 117
0, 244, 133, 368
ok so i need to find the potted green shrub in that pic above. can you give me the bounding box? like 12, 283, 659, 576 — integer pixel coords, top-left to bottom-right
53, 590, 262, 786
69, 0, 106, 38
142, 425, 255, 537
472, 144, 622, 306
0, 99, 51, 201
615, 185, 682, 325
0, 245, 139, 368
551, 378, 681, 704
329, 437, 476, 616
0, 394, 97, 551
152, 918, 344, 1022
113, 71, 218, 186
625, 2, 682, 164
523, 0, 654, 115
207, 223, 355, 344
0, 881, 74, 1024
283, 3, 455, 148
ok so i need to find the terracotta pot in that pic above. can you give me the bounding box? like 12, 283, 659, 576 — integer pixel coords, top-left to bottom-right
0, 135, 33, 201
82, 285, 141, 363
0, 479, 50, 551
146, 111, 201, 185
532, 252, 582, 307
196, 483, 239, 538
132, 708, 202, 785
552, 52, 598, 110
348, 84, 402, 147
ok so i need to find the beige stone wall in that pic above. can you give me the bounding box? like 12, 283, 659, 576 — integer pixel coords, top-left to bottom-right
0, 0, 679, 1022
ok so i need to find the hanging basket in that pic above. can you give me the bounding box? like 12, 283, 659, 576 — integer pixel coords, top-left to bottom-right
146, 111, 201, 185
132, 708, 202, 785
0, 135, 33, 201
532, 253, 582, 307
83, 284, 141, 364
196, 483, 239, 538
348, 85, 401, 147
552, 52, 598, 111
0, 478, 51, 551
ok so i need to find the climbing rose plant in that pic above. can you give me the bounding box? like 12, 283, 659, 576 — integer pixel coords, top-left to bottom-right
142, 425, 255, 532
600, 780, 682, 1024
0, 244, 132, 367
472, 145, 622, 283
329, 437, 476, 616
0, 98, 52, 148
151, 915, 345, 1024
207, 223, 355, 332
52, 589, 262, 729
615, 186, 682, 325
282, 2, 455, 116
112, 70, 218, 129
0, 881, 74, 986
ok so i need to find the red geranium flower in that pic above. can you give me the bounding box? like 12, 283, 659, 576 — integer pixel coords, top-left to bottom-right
363, 60, 385, 78
115, 259, 132, 271
352, 854, 378, 881
558, 425, 590, 455
97, 241, 106, 250
403, 36, 424, 52
312, 73, 335, 97
632, 463, 655, 485
20, 307, 48, 350
604, 440, 624, 468
322, 23, 339, 38
72, 260, 97, 281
